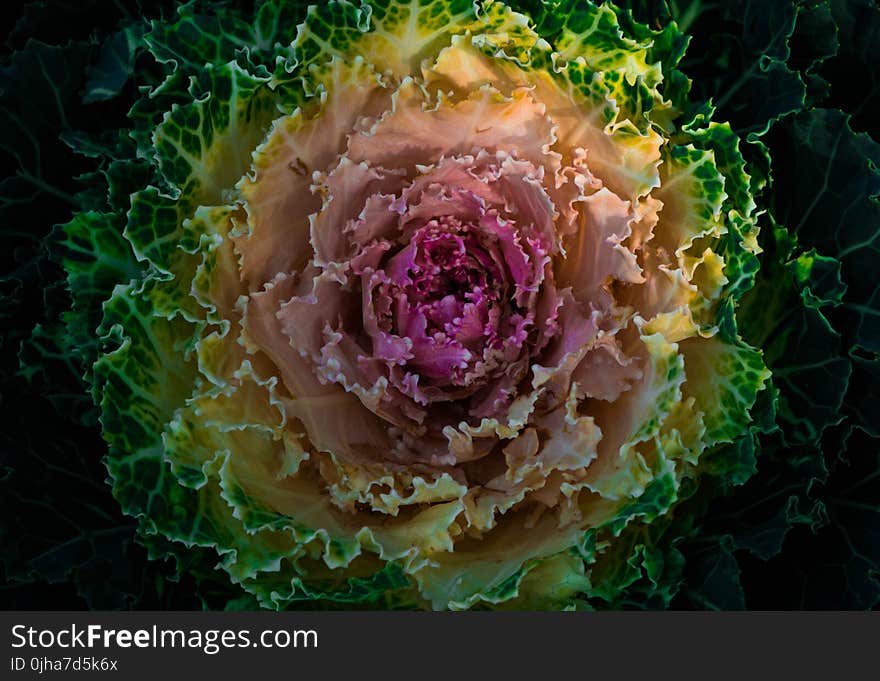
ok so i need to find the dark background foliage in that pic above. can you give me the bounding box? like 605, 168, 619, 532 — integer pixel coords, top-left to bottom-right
1, 0, 877, 610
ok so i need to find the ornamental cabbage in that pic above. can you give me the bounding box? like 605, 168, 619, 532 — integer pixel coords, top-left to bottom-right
4, 0, 878, 610
82, 0, 767, 609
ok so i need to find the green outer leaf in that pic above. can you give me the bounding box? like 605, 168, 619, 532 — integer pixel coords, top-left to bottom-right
772, 109, 880, 355
21, 212, 144, 390
152, 61, 277, 204
739, 223, 851, 447
83, 26, 146, 104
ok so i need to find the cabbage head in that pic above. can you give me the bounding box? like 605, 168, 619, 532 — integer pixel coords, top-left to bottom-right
3, 0, 878, 610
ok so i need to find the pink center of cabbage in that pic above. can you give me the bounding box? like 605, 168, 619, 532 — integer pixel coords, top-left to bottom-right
353, 209, 542, 408
279, 154, 568, 431
382, 216, 528, 387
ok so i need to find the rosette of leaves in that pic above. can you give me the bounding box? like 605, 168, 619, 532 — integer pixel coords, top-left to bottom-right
1, 0, 877, 610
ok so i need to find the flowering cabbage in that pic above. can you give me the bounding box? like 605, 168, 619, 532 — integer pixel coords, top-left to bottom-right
3, 0, 878, 610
